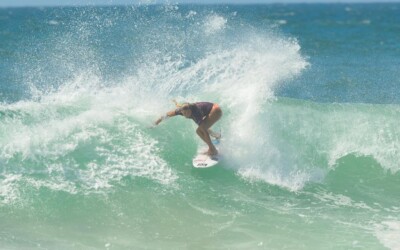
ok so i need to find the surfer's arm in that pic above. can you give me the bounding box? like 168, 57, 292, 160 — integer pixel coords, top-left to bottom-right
154, 110, 179, 126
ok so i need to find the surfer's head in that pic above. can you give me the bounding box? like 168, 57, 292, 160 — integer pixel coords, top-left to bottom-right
181, 104, 192, 118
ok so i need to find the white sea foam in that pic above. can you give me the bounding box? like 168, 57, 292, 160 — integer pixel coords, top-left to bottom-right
0, 70, 178, 203
203, 37, 309, 191
237, 166, 310, 191
361, 19, 371, 25
204, 14, 227, 35
313, 191, 375, 210
277, 19, 287, 25
186, 10, 197, 19
0, 174, 22, 205
48, 20, 59, 25
375, 221, 400, 250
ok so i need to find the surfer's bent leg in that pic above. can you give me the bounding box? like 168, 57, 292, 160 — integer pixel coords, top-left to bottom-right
197, 104, 222, 155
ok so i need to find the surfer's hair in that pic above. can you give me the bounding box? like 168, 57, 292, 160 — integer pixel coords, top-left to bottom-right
182, 103, 196, 111
173, 99, 186, 108
173, 100, 194, 112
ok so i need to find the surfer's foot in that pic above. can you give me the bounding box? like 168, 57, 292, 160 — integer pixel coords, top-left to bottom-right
207, 148, 218, 156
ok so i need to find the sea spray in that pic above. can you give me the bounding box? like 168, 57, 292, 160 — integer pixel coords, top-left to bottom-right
1, 4, 320, 195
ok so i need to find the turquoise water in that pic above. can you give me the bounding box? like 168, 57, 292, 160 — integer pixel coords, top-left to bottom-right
1, 3, 400, 249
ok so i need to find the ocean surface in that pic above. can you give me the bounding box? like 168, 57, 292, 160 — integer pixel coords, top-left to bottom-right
1, 3, 400, 249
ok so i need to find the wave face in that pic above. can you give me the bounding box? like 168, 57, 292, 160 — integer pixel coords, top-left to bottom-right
1, 4, 400, 250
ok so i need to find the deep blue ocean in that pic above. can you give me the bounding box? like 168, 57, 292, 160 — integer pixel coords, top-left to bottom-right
1, 3, 400, 249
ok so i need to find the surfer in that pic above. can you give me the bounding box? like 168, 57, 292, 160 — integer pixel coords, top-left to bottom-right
154, 101, 222, 156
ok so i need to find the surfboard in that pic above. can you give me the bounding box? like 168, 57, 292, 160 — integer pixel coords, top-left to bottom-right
192, 139, 221, 168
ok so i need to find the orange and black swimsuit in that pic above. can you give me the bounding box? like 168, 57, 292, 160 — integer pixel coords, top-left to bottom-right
175, 102, 214, 125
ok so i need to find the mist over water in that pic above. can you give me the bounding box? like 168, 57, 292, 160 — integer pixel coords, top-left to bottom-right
1, 3, 400, 249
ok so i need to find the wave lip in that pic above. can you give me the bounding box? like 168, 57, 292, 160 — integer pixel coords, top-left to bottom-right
216, 95, 400, 191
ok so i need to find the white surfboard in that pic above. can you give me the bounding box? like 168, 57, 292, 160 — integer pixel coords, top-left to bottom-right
192, 139, 221, 168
